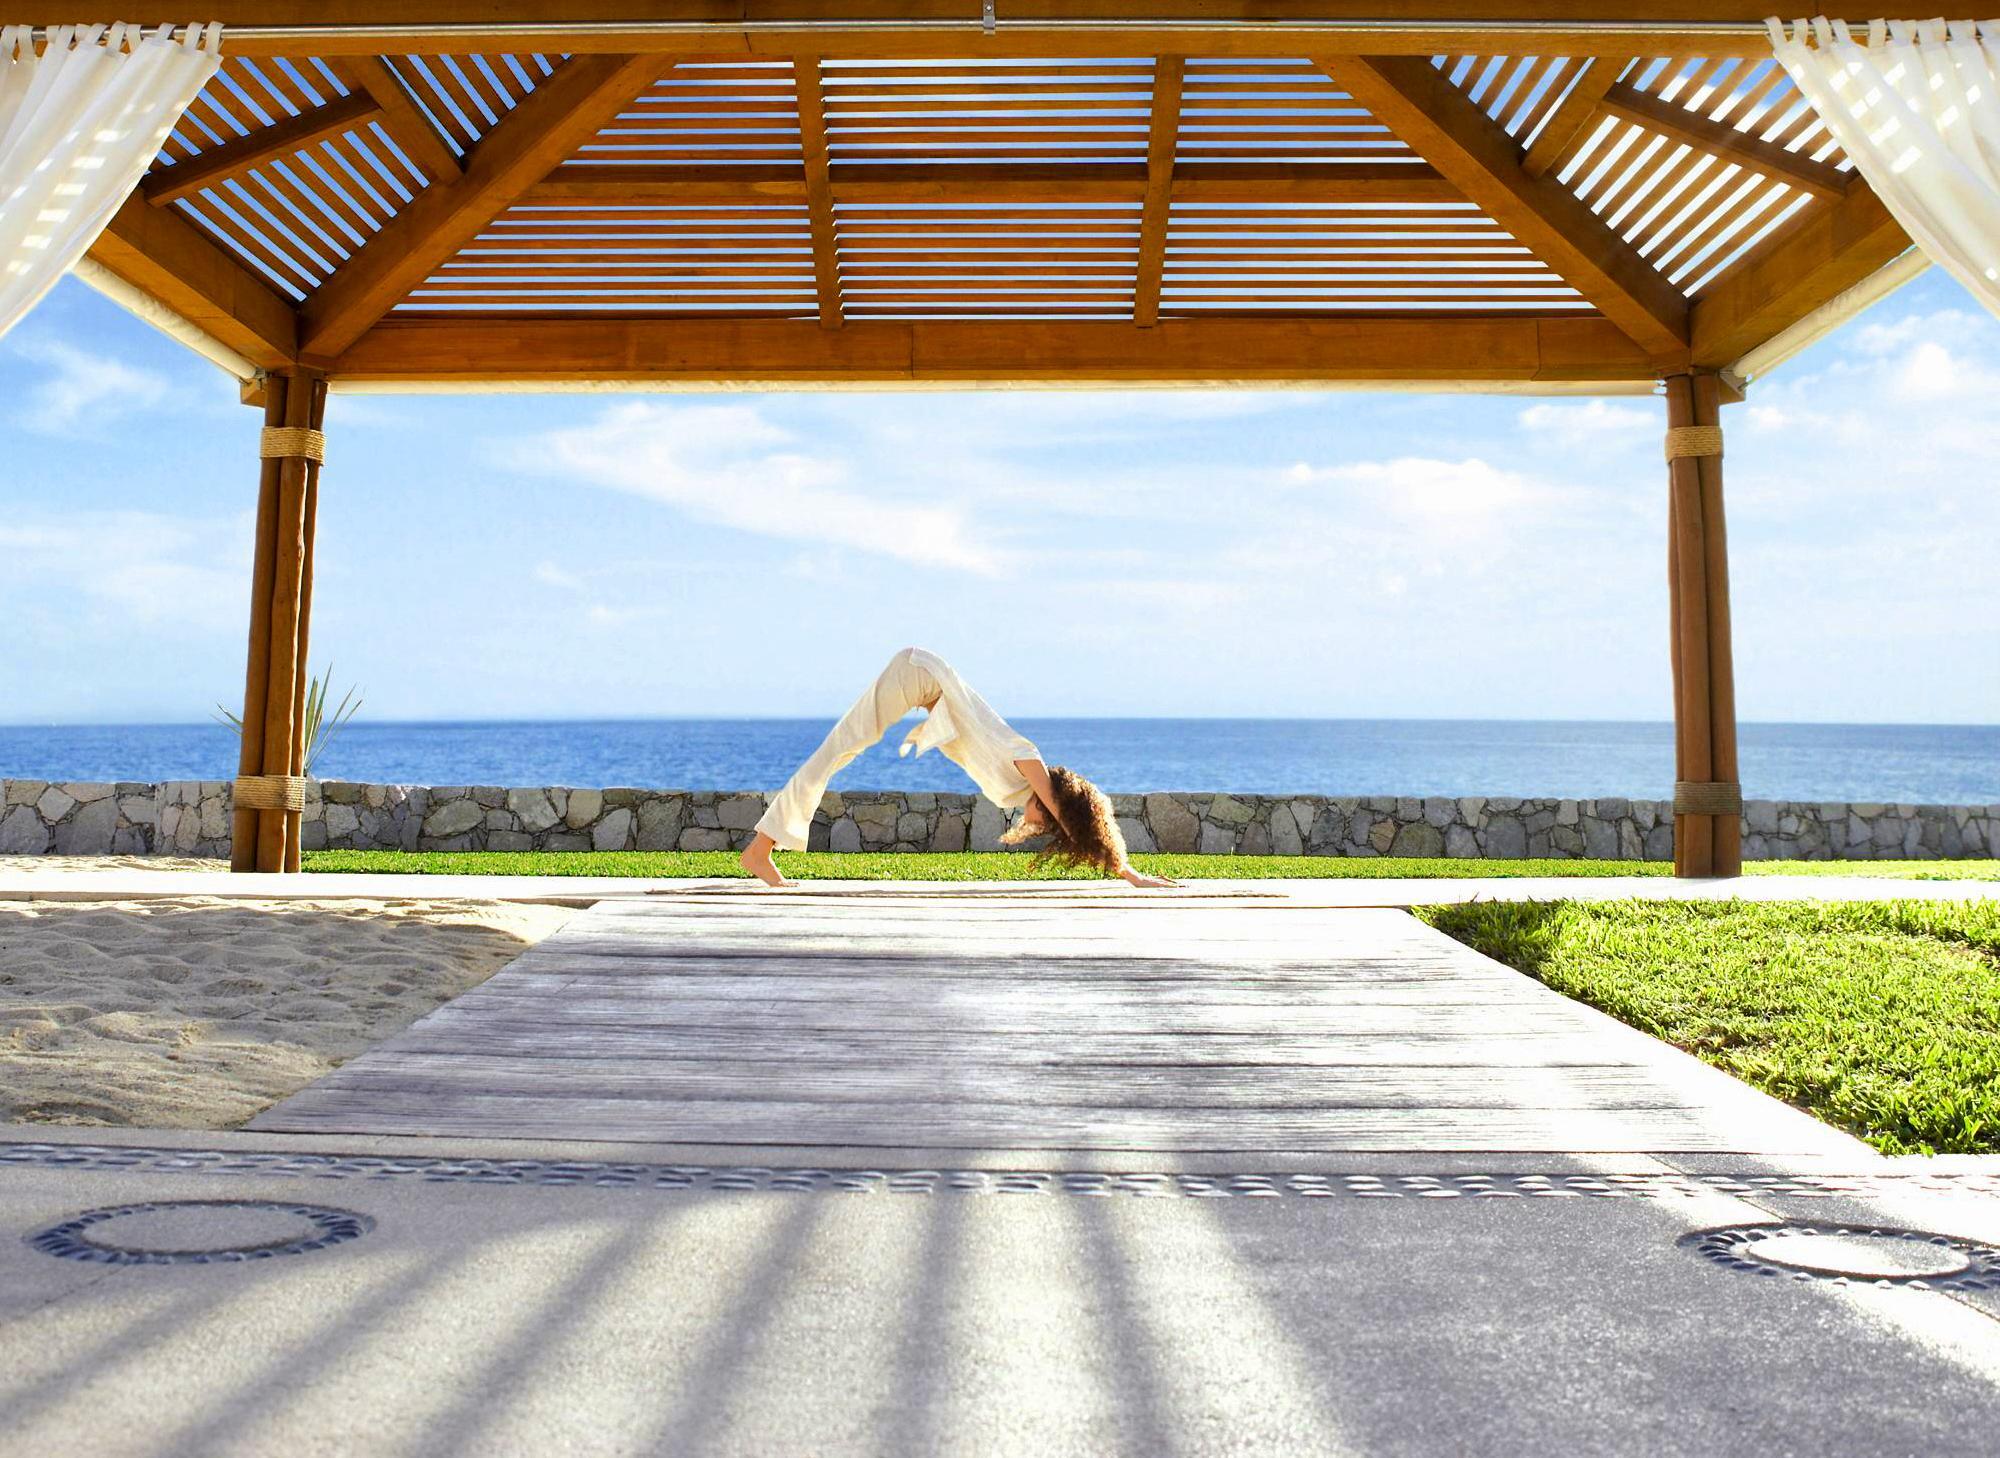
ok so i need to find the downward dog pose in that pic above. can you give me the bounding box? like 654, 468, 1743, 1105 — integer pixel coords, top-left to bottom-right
740, 647, 1176, 889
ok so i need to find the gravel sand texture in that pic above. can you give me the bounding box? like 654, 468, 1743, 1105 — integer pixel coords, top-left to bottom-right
0, 896, 576, 1128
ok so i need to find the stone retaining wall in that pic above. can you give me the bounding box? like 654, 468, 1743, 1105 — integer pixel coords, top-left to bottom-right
4, 778, 1996, 861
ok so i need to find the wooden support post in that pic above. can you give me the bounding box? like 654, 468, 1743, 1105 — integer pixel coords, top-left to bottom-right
1663, 369, 1741, 877
230, 378, 289, 872
285, 377, 331, 872
230, 368, 327, 873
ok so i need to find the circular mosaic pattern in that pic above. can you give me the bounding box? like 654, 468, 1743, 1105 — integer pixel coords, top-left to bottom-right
27, 1199, 373, 1266
1682, 1222, 2000, 1290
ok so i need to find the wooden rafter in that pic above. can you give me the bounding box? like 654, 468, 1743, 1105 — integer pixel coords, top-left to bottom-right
1597, 82, 1849, 199
1321, 54, 1689, 359
324, 55, 464, 182
527, 161, 1458, 205
791, 57, 843, 327
298, 52, 666, 360
1521, 58, 1620, 178
1690, 179, 1910, 368
145, 91, 381, 206
85, 195, 298, 368
333, 314, 1657, 386
1133, 56, 1185, 327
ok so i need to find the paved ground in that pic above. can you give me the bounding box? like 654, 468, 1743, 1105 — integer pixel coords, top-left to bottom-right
7, 879, 2000, 1452
252, 894, 1859, 1154
5, 1129, 2000, 1456
4, 867, 1999, 905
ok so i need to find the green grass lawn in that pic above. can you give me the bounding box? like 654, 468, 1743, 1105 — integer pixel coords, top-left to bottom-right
1419, 899, 2000, 1155
301, 848, 2000, 881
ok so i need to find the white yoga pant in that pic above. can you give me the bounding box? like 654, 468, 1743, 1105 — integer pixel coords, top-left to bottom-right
754, 649, 942, 852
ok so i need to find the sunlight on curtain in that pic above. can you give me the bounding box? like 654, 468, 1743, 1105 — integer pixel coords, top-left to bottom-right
0, 23, 221, 339
1770, 17, 2000, 320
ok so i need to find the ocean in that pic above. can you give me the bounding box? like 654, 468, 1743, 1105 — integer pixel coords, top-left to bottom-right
1, 719, 1996, 804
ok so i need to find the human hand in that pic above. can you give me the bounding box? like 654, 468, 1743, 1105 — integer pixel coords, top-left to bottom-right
1120, 867, 1179, 889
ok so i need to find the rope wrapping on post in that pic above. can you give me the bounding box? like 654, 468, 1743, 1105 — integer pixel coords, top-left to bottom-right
232, 774, 307, 812
1674, 780, 1743, 817
1664, 425, 1723, 461
259, 426, 326, 463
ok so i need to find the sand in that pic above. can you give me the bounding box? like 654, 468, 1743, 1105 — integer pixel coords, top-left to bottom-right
0, 895, 577, 1129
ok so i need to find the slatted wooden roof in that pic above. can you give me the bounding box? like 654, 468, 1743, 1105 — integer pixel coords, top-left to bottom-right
49, 3, 1948, 390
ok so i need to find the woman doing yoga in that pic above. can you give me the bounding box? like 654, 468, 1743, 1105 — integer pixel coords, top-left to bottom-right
739, 647, 1176, 889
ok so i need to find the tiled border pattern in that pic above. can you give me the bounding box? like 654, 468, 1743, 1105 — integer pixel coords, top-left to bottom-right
1681, 1223, 2000, 1291
27, 1198, 375, 1265
6, 1143, 1998, 1202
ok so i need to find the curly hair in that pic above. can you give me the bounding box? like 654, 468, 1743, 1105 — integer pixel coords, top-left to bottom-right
998, 764, 1127, 876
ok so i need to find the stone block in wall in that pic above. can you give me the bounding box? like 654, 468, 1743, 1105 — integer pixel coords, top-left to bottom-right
718, 795, 765, 831
0, 804, 51, 854
970, 798, 1007, 852
1117, 815, 1153, 854
636, 798, 686, 851
1145, 793, 1198, 853
594, 808, 634, 851
679, 827, 730, 852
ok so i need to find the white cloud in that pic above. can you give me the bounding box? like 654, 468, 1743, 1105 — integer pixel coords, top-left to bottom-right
0, 510, 249, 630
514, 402, 1000, 575
1284, 455, 1547, 519
533, 561, 584, 591
1884, 339, 2000, 403
5, 336, 173, 436
1516, 399, 1656, 442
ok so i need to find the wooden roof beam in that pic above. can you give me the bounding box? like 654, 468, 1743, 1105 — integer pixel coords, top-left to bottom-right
1521, 58, 1621, 178
1690, 179, 1910, 368
24, 6, 2000, 60
144, 91, 381, 206
527, 161, 1459, 205
324, 56, 464, 183
1134, 56, 1186, 327
1321, 54, 1689, 360
333, 313, 1660, 387
298, 52, 666, 361
792, 57, 843, 327
1597, 82, 1850, 199
86, 194, 298, 369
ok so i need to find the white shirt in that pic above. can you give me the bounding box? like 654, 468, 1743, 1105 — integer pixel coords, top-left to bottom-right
898, 648, 1041, 809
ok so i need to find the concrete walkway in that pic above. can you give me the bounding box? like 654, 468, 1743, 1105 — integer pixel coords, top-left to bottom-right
251, 894, 1861, 1154
5, 1126, 2000, 1456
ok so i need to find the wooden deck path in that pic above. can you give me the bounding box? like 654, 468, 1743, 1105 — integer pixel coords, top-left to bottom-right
252, 889, 1861, 1154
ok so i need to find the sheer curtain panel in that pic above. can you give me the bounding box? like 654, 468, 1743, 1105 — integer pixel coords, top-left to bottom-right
1769, 17, 2000, 319
0, 23, 221, 338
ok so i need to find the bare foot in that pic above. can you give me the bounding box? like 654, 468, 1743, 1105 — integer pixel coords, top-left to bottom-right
739, 833, 793, 888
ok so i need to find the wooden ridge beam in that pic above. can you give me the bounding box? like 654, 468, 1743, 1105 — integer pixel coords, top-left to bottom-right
332, 313, 1657, 386
1134, 56, 1186, 327
527, 161, 1457, 206
299, 52, 666, 361
1690, 179, 1910, 368
324, 55, 464, 182
1321, 54, 1688, 359
145, 92, 382, 206
1521, 58, 1620, 178
85, 195, 298, 368
792, 57, 843, 326
1597, 82, 1849, 199
19, 5, 2000, 60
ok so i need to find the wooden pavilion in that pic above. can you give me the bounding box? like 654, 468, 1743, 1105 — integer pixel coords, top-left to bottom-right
18, 3, 1962, 875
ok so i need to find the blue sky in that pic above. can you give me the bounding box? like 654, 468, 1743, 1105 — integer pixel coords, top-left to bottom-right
2, 267, 1996, 725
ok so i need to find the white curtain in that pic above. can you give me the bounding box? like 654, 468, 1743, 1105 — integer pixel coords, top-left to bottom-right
0, 23, 221, 339
1769, 16, 2000, 320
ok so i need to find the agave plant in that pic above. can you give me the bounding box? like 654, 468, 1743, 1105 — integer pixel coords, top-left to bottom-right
215, 669, 363, 778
